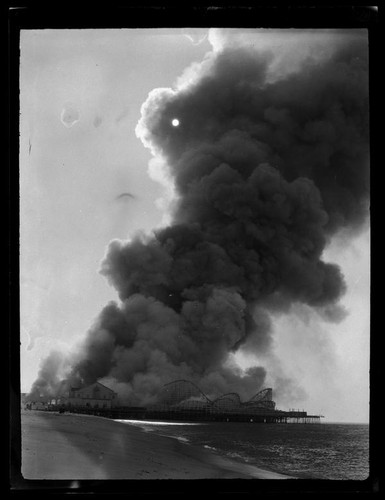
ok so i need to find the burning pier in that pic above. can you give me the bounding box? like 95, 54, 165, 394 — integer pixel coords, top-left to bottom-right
34, 380, 323, 424
27, 34, 369, 420
110, 380, 323, 423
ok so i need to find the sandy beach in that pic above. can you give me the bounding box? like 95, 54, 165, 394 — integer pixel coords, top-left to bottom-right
20, 410, 292, 480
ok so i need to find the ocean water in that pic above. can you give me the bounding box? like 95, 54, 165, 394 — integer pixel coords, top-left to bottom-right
116, 420, 369, 480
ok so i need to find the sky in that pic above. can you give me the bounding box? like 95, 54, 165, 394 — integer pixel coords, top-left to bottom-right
20, 28, 370, 423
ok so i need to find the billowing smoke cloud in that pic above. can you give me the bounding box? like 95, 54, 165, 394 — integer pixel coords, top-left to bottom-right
29, 30, 369, 405
27, 350, 70, 400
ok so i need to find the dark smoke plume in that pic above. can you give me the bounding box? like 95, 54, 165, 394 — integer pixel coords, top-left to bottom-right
29, 32, 369, 405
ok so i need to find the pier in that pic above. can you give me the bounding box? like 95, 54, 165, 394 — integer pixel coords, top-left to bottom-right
37, 405, 323, 424
25, 382, 323, 424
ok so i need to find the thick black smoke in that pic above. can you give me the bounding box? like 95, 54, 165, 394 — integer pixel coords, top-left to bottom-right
29, 33, 369, 404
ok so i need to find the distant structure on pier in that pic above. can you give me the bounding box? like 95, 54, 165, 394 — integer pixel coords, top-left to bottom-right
143, 379, 321, 423
24, 382, 118, 411
67, 382, 118, 409
154, 379, 275, 412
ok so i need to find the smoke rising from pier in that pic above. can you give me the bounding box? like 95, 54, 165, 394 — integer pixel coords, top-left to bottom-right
29, 31, 369, 405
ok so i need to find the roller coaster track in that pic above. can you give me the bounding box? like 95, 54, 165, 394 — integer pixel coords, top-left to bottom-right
159, 380, 273, 409
160, 379, 212, 405
248, 388, 273, 403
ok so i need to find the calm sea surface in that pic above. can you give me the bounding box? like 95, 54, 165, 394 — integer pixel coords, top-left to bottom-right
117, 420, 369, 480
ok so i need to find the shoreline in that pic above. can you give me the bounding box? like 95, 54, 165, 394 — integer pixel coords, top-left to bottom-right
20, 410, 293, 480
115, 418, 295, 480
